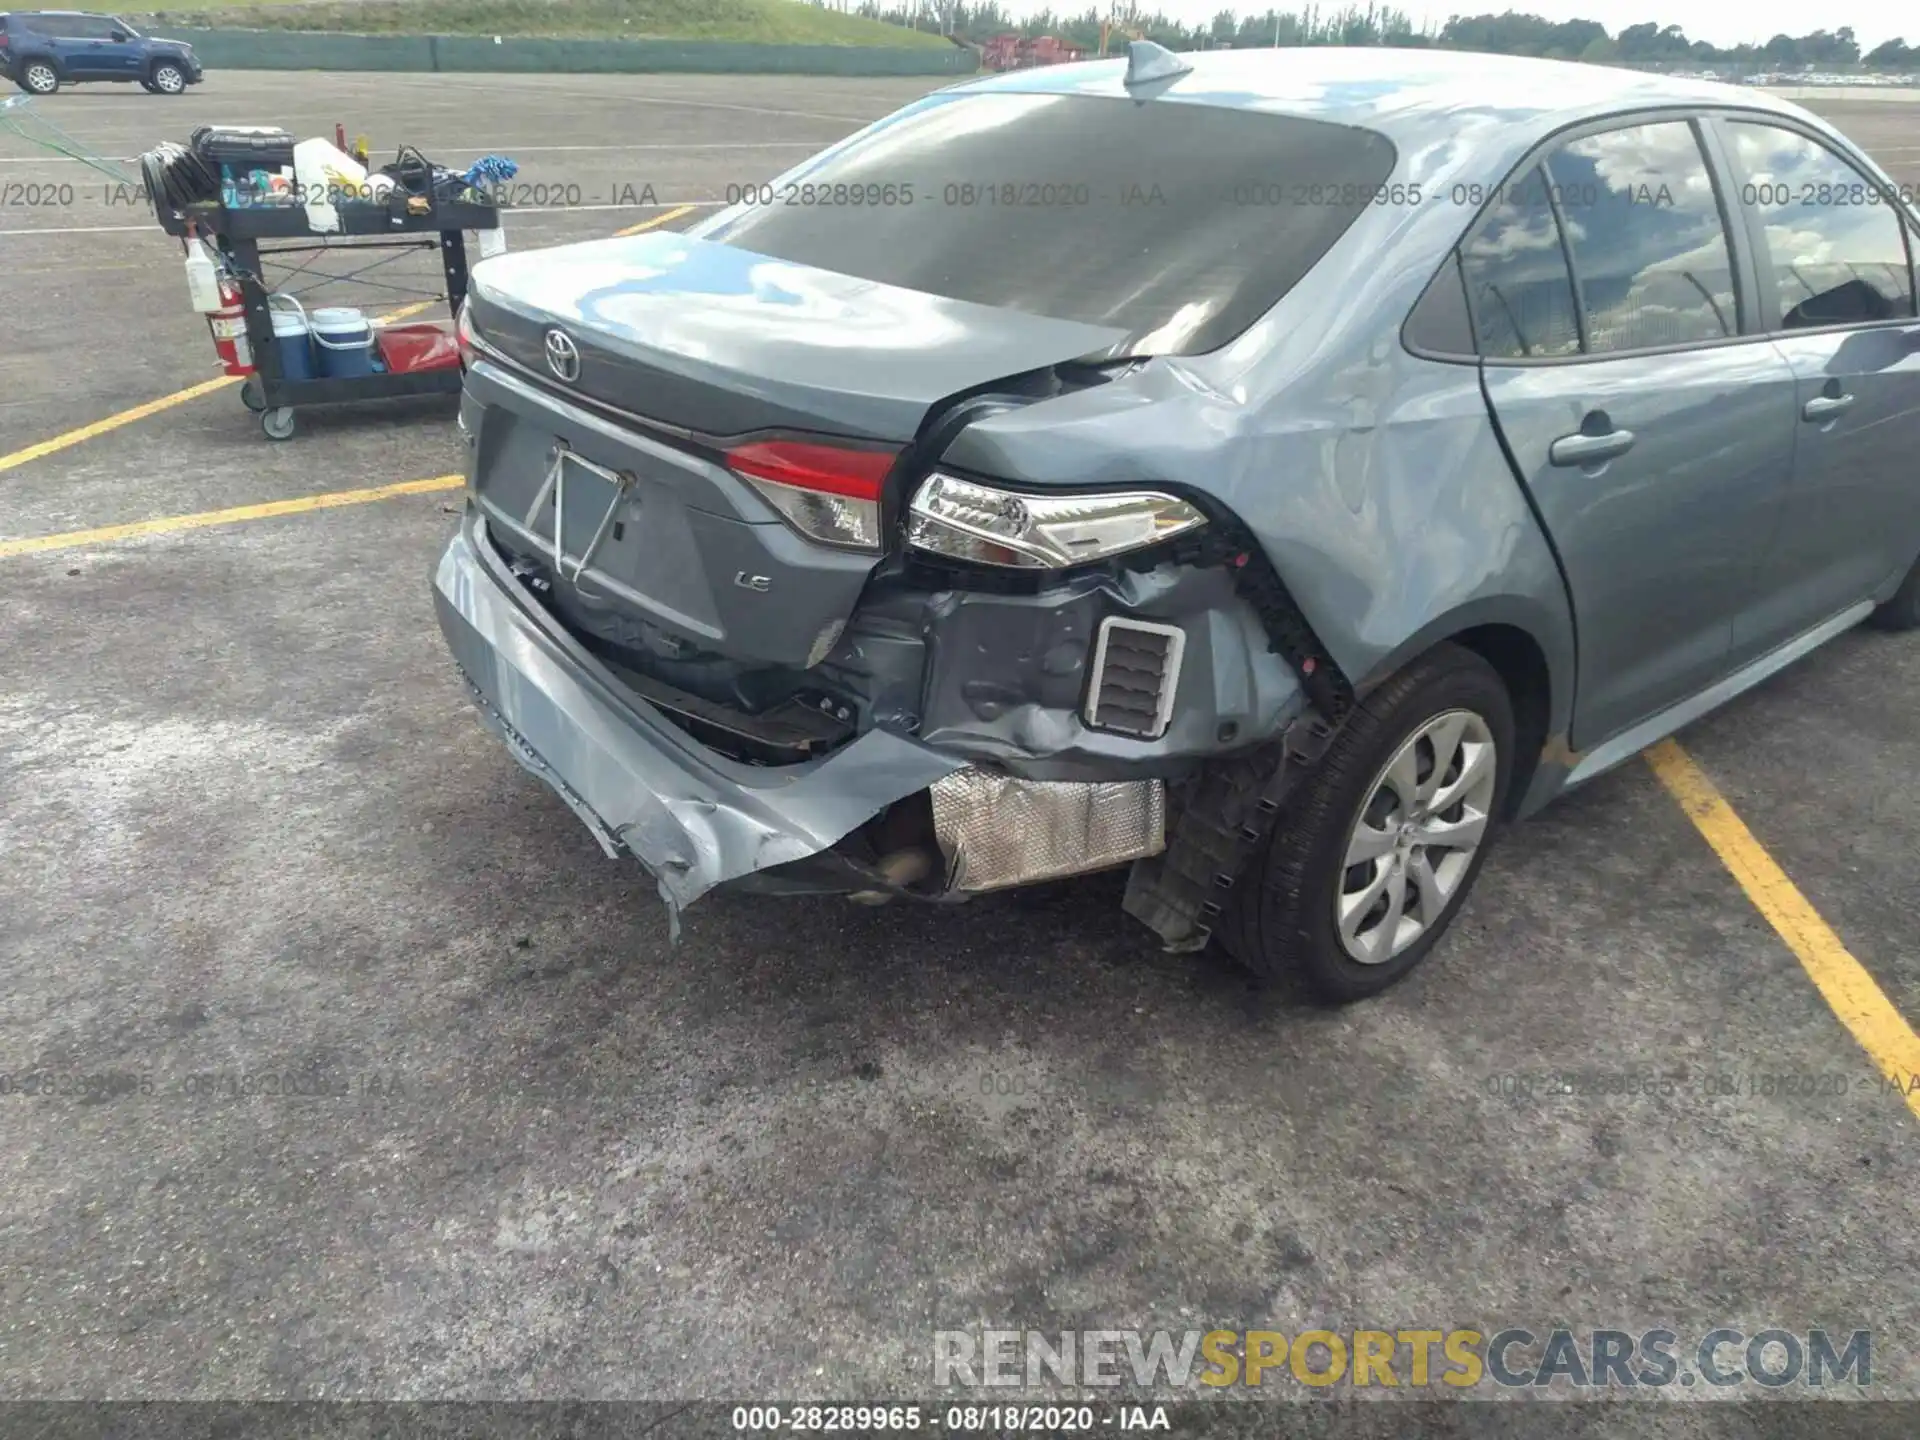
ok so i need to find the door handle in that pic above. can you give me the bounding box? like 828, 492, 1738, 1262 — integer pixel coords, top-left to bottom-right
1802, 393, 1855, 422
1548, 428, 1635, 467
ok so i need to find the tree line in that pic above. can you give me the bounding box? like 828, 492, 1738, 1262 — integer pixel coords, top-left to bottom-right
819, 3, 1920, 70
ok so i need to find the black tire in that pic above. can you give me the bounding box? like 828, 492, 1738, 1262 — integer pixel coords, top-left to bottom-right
140, 79, 159, 93
261, 407, 296, 441
1865, 555, 1920, 632
149, 62, 187, 95
239, 376, 265, 412
1219, 642, 1515, 1003
17, 60, 59, 95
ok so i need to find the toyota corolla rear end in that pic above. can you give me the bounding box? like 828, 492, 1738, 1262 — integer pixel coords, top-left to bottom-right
433, 67, 1395, 926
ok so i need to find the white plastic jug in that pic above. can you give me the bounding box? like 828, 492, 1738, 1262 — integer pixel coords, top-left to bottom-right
183, 236, 221, 313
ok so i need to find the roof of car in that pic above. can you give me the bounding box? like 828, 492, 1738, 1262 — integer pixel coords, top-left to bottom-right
949, 47, 1815, 142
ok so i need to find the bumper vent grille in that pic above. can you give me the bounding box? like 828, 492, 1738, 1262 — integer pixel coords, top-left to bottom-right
1085, 617, 1185, 740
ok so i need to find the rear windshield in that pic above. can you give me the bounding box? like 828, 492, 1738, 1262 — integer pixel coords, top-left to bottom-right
702, 91, 1396, 357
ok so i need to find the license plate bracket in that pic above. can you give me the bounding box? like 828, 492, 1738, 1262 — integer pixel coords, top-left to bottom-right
526, 444, 633, 583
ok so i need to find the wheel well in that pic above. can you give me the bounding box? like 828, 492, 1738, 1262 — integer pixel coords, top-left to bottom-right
1450, 623, 1551, 818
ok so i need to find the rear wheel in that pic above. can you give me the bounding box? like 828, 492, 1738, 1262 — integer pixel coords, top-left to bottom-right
149, 62, 186, 95
1220, 642, 1514, 1003
1865, 554, 1920, 632
18, 61, 59, 95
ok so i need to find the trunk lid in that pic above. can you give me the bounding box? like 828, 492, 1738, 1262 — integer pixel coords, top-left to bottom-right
461, 232, 1125, 673
465, 230, 1128, 445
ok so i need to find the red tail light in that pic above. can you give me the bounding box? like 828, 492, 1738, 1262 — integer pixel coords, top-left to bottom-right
725, 440, 897, 551
723, 441, 894, 501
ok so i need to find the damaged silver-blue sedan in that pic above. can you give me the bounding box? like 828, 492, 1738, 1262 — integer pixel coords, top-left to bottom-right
435, 44, 1920, 1000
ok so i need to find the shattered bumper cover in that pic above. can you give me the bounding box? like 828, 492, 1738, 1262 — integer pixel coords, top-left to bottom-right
432, 513, 965, 914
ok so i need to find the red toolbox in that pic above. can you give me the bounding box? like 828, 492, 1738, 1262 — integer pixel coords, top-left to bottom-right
376, 321, 461, 375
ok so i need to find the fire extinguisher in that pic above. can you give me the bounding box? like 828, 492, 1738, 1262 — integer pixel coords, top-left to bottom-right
208, 271, 255, 377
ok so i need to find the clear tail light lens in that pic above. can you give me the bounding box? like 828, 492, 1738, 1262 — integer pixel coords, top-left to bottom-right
907, 471, 1207, 569
454, 300, 475, 368
726, 440, 896, 552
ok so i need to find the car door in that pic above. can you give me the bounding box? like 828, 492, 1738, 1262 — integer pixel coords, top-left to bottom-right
55, 14, 109, 75
19, 13, 79, 73
1711, 114, 1920, 661
1468, 115, 1800, 750
98, 16, 143, 75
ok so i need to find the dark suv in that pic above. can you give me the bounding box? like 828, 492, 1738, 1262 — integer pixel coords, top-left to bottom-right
1, 11, 201, 94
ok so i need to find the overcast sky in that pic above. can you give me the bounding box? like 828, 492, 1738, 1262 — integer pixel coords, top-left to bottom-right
987, 1, 1914, 50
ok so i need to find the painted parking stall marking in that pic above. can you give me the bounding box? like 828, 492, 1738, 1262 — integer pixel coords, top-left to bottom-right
0, 300, 438, 474
0, 207, 706, 472
1647, 738, 1920, 1123
0, 474, 463, 559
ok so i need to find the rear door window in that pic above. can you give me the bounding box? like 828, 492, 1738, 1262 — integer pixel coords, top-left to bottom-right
1546, 119, 1740, 353
1720, 119, 1915, 328
701, 91, 1397, 357
1459, 166, 1581, 359
1459, 118, 1744, 360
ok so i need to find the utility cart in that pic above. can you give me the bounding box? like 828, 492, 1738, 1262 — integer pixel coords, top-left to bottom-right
154, 190, 498, 440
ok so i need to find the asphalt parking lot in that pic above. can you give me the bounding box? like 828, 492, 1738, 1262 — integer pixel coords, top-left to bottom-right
1, 71, 1917, 1417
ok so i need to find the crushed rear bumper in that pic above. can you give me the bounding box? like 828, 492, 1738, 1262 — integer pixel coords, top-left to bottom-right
432, 510, 965, 918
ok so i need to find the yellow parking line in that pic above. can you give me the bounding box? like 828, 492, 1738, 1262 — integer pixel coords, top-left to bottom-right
0, 376, 241, 476
0, 475, 463, 560
374, 300, 439, 325
0, 205, 699, 475
1647, 738, 1920, 1122
614, 204, 696, 237
0, 300, 442, 477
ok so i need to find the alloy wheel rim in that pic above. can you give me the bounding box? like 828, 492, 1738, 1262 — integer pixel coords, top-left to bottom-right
28, 64, 55, 91
156, 68, 182, 91
1335, 708, 1497, 965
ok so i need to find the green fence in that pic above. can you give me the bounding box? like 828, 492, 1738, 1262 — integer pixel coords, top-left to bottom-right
171, 28, 979, 75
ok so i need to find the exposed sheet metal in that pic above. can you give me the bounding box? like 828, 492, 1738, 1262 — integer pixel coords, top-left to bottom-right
930, 769, 1165, 893
433, 514, 965, 924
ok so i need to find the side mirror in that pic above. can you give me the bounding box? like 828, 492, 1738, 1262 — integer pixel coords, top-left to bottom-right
110, 30, 128, 40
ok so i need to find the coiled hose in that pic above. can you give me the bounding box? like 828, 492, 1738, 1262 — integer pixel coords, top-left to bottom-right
140, 140, 219, 213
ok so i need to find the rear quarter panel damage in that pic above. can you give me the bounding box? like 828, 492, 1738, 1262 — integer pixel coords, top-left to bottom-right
941, 309, 1577, 791
909, 565, 1308, 782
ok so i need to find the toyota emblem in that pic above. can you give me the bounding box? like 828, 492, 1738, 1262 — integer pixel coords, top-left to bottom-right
544, 328, 581, 383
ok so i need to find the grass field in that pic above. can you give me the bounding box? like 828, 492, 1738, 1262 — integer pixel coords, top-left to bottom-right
132, 0, 957, 45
